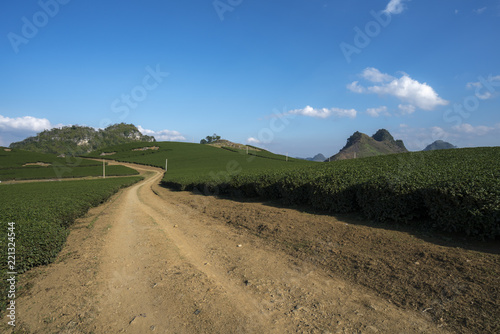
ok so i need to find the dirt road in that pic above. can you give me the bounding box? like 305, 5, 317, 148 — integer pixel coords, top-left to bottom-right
0, 164, 470, 333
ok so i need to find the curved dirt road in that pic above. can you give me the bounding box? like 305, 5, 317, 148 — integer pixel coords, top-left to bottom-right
5, 163, 447, 333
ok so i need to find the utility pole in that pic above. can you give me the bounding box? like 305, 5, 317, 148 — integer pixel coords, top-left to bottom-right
246, 146, 249, 155
103, 159, 105, 179
286, 153, 288, 162
165, 158, 168, 172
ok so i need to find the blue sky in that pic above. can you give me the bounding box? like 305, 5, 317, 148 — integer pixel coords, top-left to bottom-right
1, 0, 499, 157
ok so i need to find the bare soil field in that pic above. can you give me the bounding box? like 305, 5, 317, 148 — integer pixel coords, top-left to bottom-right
2, 162, 498, 333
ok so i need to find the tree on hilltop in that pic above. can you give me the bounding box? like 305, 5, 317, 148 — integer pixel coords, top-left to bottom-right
200, 134, 221, 144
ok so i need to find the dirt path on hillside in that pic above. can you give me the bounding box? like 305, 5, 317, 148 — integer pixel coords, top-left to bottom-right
2, 163, 496, 333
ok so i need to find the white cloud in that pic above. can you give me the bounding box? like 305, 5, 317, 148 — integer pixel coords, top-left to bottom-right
477, 91, 493, 100
394, 125, 452, 150
362, 67, 394, 83
466, 82, 481, 89
0, 115, 52, 132
473, 7, 487, 14
452, 123, 494, 136
383, 0, 408, 15
137, 125, 186, 141
398, 104, 416, 115
466, 82, 489, 99
368, 76, 448, 110
430, 126, 449, 140
346, 81, 365, 93
366, 106, 390, 117
349, 68, 449, 111
395, 123, 500, 150
0, 115, 57, 146
246, 137, 261, 145
285, 105, 357, 119
466, 76, 500, 100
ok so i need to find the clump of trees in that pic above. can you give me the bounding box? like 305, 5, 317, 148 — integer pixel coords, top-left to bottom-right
200, 134, 221, 144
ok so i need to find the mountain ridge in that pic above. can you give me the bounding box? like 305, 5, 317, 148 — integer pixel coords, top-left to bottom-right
326, 129, 408, 161
423, 140, 457, 151
9, 123, 155, 156
306, 153, 326, 162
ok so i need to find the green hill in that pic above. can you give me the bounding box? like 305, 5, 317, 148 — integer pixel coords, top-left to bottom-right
86, 140, 500, 238
85, 141, 312, 188
9, 123, 155, 156
423, 140, 457, 151
327, 129, 407, 161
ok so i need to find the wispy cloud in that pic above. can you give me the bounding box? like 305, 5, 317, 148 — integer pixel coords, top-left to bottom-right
473, 7, 487, 15
395, 123, 500, 150
394, 125, 451, 150
282, 105, 357, 119
383, 0, 408, 15
246, 137, 261, 145
366, 106, 390, 117
137, 125, 186, 141
466, 76, 500, 100
398, 104, 416, 115
346, 81, 365, 93
452, 123, 497, 136
361, 67, 393, 83
348, 68, 449, 111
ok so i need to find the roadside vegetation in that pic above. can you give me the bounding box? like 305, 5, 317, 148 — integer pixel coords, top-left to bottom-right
0, 176, 142, 310
188, 147, 500, 239
88, 142, 499, 239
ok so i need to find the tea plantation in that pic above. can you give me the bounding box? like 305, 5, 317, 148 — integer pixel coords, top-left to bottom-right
0, 147, 138, 181
88, 142, 500, 239
86, 141, 312, 181
201, 148, 500, 239
0, 176, 142, 310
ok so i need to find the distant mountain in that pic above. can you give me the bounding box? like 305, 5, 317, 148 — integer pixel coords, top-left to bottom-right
326, 129, 408, 161
305, 153, 326, 162
9, 123, 155, 156
423, 140, 457, 151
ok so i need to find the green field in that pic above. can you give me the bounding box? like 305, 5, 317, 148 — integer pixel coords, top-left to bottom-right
88, 142, 500, 239
0, 176, 142, 310
86, 141, 313, 185
0, 147, 98, 168
227, 148, 500, 239
0, 147, 138, 181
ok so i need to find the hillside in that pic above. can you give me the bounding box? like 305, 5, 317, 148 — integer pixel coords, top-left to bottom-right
207, 139, 260, 151
9, 123, 155, 156
85, 141, 312, 188
326, 129, 407, 161
423, 140, 457, 151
